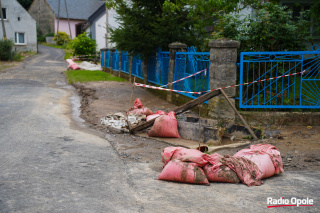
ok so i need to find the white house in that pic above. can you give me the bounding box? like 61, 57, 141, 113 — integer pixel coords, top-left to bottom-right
0, 0, 37, 52
83, 3, 120, 50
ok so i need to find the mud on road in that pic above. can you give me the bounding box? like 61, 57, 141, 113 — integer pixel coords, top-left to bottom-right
73, 81, 320, 172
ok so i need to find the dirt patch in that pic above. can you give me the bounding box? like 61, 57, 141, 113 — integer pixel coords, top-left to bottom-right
73, 80, 320, 172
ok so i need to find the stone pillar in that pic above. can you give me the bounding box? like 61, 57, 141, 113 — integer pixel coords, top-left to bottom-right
167, 42, 187, 102
109, 48, 115, 74
208, 39, 240, 124
128, 55, 133, 82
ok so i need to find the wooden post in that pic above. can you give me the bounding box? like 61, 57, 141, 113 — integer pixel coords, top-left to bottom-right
220, 89, 258, 141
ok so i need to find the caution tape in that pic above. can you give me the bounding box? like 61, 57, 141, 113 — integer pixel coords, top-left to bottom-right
160, 68, 207, 88
135, 70, 306, 94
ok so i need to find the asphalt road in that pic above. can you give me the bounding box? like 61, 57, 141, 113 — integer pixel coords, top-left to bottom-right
0, 45, 319, 213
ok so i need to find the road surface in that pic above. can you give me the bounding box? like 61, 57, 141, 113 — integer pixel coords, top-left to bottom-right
0, 45, 319, 213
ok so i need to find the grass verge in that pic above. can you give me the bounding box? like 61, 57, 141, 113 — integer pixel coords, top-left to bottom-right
65, 70, 127, 84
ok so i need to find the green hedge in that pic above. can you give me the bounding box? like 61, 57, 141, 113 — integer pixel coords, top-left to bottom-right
0, 40, 13, 61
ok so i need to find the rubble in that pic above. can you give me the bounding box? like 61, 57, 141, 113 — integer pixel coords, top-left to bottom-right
100, 113, 146, 132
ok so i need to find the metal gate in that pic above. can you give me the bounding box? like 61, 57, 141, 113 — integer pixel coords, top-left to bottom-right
239, 46, 320, 108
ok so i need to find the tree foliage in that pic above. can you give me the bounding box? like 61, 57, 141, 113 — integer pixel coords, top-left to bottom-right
106, 0, 200, 59
213, 2, 312, 52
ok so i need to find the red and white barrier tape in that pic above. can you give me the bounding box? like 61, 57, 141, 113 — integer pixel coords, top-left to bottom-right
135, 70, 306, 94
160, 68, 207, 88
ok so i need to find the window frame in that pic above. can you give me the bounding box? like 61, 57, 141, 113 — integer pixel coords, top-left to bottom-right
14, 32, 26, 45
0, 8, 7, 20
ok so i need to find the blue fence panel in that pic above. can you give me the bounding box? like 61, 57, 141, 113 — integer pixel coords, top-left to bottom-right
239, 46, 320, 108
173, 47, 210, 100
148, 50, 170, 85
120, 51, 129, 73
105, 50, 110, 68
101, 51, 105, 68
132, 55, 143, 79
112, 50, 119, 71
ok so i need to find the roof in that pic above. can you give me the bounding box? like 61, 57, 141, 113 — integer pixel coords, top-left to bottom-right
88, 3, 106, 23
46, 0, 105, 20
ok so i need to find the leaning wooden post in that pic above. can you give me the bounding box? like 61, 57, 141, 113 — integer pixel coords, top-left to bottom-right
208, 39, 240, 124
167, 42, 187, 102
128, 54, 133, 82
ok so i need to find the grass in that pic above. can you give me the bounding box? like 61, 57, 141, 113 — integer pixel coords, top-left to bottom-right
65, 70, 127, 84
39, 42, 73, 60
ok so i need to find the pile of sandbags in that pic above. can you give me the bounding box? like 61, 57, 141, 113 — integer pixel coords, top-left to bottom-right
127, 99, 180, 138
158, 144, 284, 186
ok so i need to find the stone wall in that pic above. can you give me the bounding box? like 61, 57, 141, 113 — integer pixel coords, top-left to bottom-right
28, 0, 55, 35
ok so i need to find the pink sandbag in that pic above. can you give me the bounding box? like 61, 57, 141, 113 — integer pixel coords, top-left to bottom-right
234, 143, 283, 175
220, 155, 263, 186
240, 154, 275, 179
250, 144, 284, 174
171, 147, 208, 167
203, 153, 240, 183
161, 147, 183, 165
148, 111, 180, 138
128, 107, 153, 116
134, 98, 143, 109
146, 111, 166, 121
66, 59, 80, 70
158, 160, 209, 185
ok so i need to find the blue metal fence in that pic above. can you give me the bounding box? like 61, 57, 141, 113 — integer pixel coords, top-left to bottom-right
132, 55, 143, 79
112, 50, 119, 71
173, 47, 210, 99
239, 47, 320, 108
105, 50, 110, 68
148, 49, 170, 85
121, 51, 129, 73
101, 51, 105, 68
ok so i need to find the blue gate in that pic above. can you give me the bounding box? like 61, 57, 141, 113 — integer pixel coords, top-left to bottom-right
173, 46, 210, 99
239, 46, 320, 108
148, 49, 170, 85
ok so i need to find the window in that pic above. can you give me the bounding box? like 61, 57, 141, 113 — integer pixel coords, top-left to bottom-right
15, 33, 26, 44
0, 8, 6, 20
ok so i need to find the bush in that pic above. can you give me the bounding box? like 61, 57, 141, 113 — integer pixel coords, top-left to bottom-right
70, 32, 97, 56
213, 2, 312, 52
0, 39, 13, 61
54, 31, 71, 46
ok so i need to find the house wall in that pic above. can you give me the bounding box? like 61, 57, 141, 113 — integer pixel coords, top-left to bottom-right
54, 17, 83, 39
107, 8, 119, 48
0, 0, 37, 52
91, 11, 106, 51
28, 0, 55, 35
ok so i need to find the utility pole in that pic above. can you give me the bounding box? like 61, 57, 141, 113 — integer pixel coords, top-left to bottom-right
64, 0, 72, 39
56, 0, 60, 35
106, 7, 108, 48
0, 0, 7, 40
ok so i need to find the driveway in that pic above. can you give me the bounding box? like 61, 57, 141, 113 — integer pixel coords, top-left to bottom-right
0, 45, 319, 213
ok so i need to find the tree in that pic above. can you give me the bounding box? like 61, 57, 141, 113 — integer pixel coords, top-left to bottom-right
106, 0, 198, 59
17, 0, 33, 10
212, 2, 312, 52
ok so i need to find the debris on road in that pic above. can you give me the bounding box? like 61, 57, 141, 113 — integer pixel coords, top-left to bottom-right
158, 144, 284, 186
